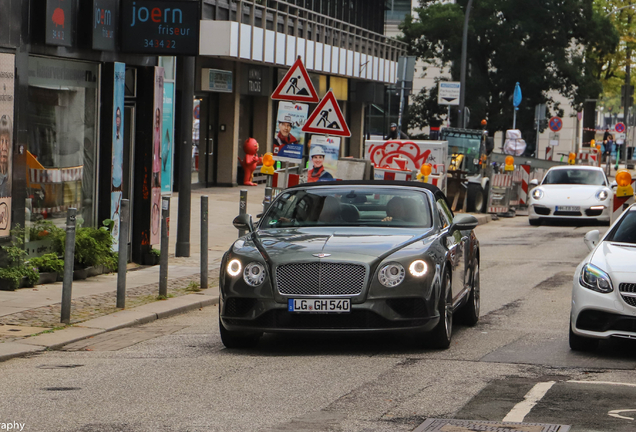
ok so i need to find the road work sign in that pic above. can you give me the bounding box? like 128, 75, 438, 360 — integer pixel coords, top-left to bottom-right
271, 57, 319, 103
302, 90, 351, 137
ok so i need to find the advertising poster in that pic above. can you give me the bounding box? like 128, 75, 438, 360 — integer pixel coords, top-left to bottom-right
111, 62, 125, 251
274, 101, 308, 163
161, 82, 174, 193
307, 135, 340, 183
151, 67, 164, 245
0, 54, 15, 238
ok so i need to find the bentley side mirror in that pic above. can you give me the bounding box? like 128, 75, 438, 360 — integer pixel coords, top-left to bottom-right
450, 214, 479, 232
529, 179, 539, 187
584, 230, 600, 251
233, 214, 254, 233
610, 180, 618, 189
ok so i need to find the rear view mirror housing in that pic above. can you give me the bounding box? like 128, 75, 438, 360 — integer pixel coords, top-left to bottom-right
233, 214, 254, 233
529, 179, 539, 187
450, 214, 479, 232
584, 230, 600, 251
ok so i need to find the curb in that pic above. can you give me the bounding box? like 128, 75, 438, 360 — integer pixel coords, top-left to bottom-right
0, 293, 219, 363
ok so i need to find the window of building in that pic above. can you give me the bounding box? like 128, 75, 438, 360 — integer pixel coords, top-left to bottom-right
385, 0, 412, 24
26, 57, 100, 228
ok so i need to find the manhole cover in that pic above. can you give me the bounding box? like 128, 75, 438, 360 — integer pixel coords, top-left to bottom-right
414, 419, 571, 432
0, 325, 50, 336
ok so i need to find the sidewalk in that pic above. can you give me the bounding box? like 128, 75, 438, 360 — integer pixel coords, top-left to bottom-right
0, 184, 492, 361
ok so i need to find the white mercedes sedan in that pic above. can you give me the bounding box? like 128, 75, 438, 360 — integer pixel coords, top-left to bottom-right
528, 166, 612, 225
570, 204, 636, 351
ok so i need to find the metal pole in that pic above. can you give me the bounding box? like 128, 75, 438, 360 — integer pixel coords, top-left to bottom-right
116, 199, 130, 308
176, 56, 195, 257
200, 195, 208, 289
239, 189, 248, 237
397, 61, 407, 135
159, 196, 170, 297
60, 208, 77, 324
458, 0, 474, 128
513, 109, 517, 130
624, 26, 631, 168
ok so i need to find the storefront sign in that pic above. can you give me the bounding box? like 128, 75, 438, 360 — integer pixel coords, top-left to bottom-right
28, 57, 98, 89
46, 0, 74, 47
111, 62, 126, 251
121, 0, 200, 55
93, 0, 118, 51
202, 69, 232, 93
248, 68, 262, 94
151, 66, 164, 245
0, 54, 14, 238
161, 82, 174, 193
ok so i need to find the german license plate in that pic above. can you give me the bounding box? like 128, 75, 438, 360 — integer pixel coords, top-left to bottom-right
288, 298, 351, 313
556, 206, 580, 212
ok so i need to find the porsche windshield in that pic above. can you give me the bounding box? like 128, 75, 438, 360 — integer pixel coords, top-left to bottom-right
261, 188, 433, 228
542, 169, 606, 186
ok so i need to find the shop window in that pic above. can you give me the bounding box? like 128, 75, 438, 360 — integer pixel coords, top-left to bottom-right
26, 57, 99, 229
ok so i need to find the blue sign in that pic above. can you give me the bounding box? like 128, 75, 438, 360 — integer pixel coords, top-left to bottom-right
615, 122, 626, 133
549, 117, 562, 132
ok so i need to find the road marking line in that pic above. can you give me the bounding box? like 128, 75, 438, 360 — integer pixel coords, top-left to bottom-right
567, 380, 636, 388
502, 381, 556, 423
609, 409, 636, 420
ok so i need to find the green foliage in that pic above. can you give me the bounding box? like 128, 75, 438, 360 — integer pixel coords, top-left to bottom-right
400, 0, 620, 146
150, 248, 161, 257
0, 267, 23, 290
28, 253, 64, 274
0, 225, 39, 289
186, 281, 201, 292
73, 226, 114, 268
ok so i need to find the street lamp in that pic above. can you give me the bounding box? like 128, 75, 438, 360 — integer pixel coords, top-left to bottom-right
458, 0, 474, 129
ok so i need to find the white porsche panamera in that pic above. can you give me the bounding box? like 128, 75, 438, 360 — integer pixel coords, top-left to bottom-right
528, 166, 612, 225
570, 204, 636, 351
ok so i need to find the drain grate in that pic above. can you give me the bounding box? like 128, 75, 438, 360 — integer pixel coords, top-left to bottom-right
42, 387, 81, 391
414, 419, 571, 432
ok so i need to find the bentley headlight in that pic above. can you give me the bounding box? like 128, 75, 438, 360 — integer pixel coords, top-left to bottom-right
379, 263, 405, 287
596, 190, 609, 201
580, 263, 613, 293
227, 259, 242, 277
531, 188, 544, 200
244, 262, 266, 286
409, 260, 428, 277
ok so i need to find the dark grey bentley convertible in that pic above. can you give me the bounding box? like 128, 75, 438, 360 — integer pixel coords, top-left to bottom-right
219, 181, 480, 349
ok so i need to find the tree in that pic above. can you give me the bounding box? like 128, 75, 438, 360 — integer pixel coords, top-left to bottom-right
401, 0, 619, 153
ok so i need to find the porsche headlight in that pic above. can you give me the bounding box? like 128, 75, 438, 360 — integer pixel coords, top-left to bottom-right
580, 263, 613, 293
409, 260, 428, 277
243, 262, 266, 286
531, 188, 544, 200
596, 190, 609, 201
379, 263, 405, 287
227, 259, 242, 277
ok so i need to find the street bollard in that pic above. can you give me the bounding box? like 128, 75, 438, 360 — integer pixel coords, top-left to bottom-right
201, 195, 209, 289
239, 189, 248, 237
116, 199, 130, 308
61, 208, 77, 324
159, 196, 170, 297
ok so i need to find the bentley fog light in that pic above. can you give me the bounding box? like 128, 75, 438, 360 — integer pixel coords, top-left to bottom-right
531, 188, 544, 200
596, 190, 609, 201
580, 264, 613, 293
227, 259, 242, 277
409, 260, 428, 277
379, 263, 406, 287
244, 262, 266, 286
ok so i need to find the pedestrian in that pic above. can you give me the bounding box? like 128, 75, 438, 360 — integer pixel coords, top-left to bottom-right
385, 123, 409, 140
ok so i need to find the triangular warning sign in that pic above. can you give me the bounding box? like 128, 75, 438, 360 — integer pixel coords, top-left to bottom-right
302, 90, 351, 137
271, 57, 320, 103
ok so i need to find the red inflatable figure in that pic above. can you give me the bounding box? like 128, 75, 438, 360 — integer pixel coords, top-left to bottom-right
238, 138, 262, 186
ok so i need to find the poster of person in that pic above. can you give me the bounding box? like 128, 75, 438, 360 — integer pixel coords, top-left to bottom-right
161, 82, 174, 193
151, 67, 164, 245
111, 62, 125, 251
274, 101, 308, 163
307, 135, 340, 182
0, 54, 14, 238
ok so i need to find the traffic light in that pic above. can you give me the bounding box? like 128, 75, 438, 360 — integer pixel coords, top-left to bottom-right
538, 119, 548, 133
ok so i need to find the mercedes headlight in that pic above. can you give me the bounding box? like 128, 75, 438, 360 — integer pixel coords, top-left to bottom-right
379, 263, 405, 287
409, 260, 428, 277
580, 263, 613, 293
531, 188, 544, 200
243, 262, 266, 286
227, 259, 242, 277
596, 190, 609, 201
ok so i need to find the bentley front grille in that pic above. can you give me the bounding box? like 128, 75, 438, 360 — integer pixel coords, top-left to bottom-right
619, 283, 636, 307
275, 262, 366, 296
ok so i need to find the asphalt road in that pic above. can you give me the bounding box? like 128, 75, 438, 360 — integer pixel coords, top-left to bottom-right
1, 216, 636, 432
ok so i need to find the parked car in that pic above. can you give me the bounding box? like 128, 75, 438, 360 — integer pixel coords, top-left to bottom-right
528, 166, 612, 225
570, 203, 636, 350
219, 180, 481, 349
